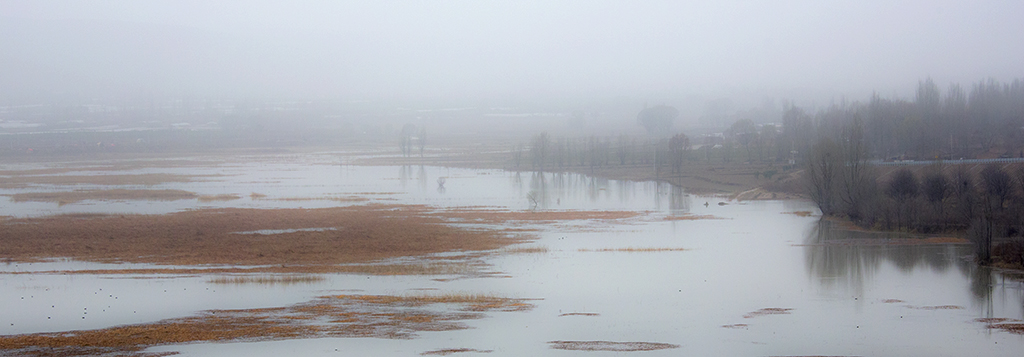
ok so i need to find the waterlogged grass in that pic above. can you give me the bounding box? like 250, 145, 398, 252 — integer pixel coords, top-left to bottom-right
421, 348, 493, 355
0, 294, 534, 356
498, 245, 549, 254
743, 308, 793, 318
197, 194, 242, 202
10, 189, 198, 204
207, 274, 325, 285
784, 211, 816, 217
0, 204, 523, 266
4, 262, 483, 277
547, 341, 679, 352
977, 318, 1024, 335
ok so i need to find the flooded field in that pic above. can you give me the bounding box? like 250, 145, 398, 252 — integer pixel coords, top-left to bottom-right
2, 152, 1024, 356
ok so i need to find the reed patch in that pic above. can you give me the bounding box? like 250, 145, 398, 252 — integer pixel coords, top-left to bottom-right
0, 294, 533, 356
0, 204, 524, 267
547, 341, 679, 352
743, 308, 793, 318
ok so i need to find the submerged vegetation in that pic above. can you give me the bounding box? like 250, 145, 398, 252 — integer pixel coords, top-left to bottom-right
0, 294, 534, 357
10, 189, 198, 204
547, 341, 679, 352
207, 274, 325, 285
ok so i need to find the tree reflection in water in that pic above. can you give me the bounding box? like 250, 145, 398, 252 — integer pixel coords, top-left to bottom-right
802, 218, 1024, 317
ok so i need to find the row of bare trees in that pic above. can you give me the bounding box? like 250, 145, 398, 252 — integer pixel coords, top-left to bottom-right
805, 121, 1024, 264
514, 132, 693, 176
793, 78, 1024, 163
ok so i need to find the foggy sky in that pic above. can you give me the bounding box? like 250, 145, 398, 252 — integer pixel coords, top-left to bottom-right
2, 0, 1023, 104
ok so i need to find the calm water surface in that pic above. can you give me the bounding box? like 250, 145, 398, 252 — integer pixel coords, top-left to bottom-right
1, 153, 1023, 356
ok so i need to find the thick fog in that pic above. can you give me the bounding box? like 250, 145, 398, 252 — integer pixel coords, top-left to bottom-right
4, 1, 1019, 101
2, 1, 1023, 114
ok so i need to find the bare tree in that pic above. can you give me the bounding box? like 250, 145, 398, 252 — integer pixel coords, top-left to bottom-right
530, 132, 550, 170
806, 138, 840, 215
950, 165, 977, 225
886, 168, 919, 230
922, 169, 949, 227
668, 133, 690, 174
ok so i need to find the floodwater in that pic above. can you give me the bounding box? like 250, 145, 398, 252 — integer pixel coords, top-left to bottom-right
2, 153, 1024, 356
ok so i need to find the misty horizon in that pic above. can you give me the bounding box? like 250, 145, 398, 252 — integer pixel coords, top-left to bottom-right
2, 1, 1023, 109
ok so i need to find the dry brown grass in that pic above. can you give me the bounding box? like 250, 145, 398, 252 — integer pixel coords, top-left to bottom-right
578, 247, 688, 252
337, 293, 536, 312
784, 211, 815, 217
265, 196, 369, 203
881, 299, 904, 304
499, 246, 549, 254
421, 348, 493, 356
207, 274, 325, 285
0, 294, 533, 356
744, 308, 793, 318
547, 341, 679, 352
3, 262, 482, 276
10, 189, 198, 204
559, 312, 599, 317
978, 318, 1024, 335
0, 204, 523, 266
721, 324, 748, 329
909, 305, 963, 310
197, 194, 241, 202
249, 192, 268, 199
0, 173, 202, 188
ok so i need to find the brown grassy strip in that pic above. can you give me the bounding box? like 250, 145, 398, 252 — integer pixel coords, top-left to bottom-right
0, 173, 202, 188
547, 341, 679, 352
499, 246, 549, 254
264, 196, 369, 203
559, 313, 599, 317
197, 194, 241, 202
783, 211, 815, 217
985, 323, 1024, 335
421, 348, 493, 356
0, 294, 534, 357
10, 189, 198, 204
207, 274, 325, 285
744, 308, 793, 318
578, 247, 688, 252
2, 262, 481, 276
0, 204, 524, 266
881, 299, 904, 303
909, 305, 963, 310
976, 318, 1020, 324
721, 324, 748, 329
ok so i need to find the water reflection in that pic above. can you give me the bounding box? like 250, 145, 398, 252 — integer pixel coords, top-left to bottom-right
803, 219, 1024, 318
515, 171, 690, 213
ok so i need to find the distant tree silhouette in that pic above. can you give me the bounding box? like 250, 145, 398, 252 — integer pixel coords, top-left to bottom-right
637, 105, 677, 137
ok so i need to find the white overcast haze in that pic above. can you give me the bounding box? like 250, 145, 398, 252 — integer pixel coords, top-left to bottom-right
2, 0, 1023, 105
